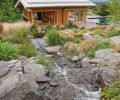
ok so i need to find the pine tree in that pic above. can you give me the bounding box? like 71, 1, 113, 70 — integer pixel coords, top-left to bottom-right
0, 0, 21, 22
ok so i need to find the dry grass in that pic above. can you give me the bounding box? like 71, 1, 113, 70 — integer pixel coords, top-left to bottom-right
113, 44, 120, 53
64, 39, 97, 54
64, 42, 77, 52
76, 39, 97, 53
2, 22, 32, 33
0, 23, 3, 33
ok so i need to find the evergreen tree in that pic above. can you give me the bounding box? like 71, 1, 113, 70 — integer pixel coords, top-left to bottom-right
0, 0, 21, 22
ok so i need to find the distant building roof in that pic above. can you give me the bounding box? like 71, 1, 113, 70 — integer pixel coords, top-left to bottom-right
16, 0, 95, 8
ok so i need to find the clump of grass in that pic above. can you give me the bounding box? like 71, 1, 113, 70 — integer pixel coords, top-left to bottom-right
86, 41, 115, 58
36, 56, 52, 69
114, 44, 120, 53
2, 22, 32, 33
72, 37, 80, 44
19, 43, 37, 58
106, 29, 120, 37
101, 80, 120, 100
10, 30, 30, 44
46, 29, 65, 46
0, 40, 19, 61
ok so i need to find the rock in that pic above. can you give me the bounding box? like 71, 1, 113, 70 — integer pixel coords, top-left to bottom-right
0, 73, 20, 97
57, 52, 63, 57
0, 61, 10, 77
36, 77, 51, 83
24, 64, 49, 80
26, 57, 36, 64
78, 53, 85, 60
49, 81, 58, 87
45, 54, 53, 58
94, 49, 120, 86
83, 32, 94, 40
81, 57, 92, 68
45, 46, 61, 53
110, 36, 120, 45
71, 56, 79, 62
40, 84, 46, 90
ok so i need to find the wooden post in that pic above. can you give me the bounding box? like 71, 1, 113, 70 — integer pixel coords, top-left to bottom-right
56, 9, 62, 26
83, 8, 88, 24
63, 8, 68, 25
31, 11, 35, 24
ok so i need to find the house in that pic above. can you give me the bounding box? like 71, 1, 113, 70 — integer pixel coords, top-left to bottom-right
15, 0, 95, 26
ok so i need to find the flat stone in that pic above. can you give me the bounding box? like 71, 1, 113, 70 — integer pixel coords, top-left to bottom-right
49, 81, 58, 87
0, 61, 10, 77
0, 73, 19, 97
110, 36, 120, 45
57, 52, 63, 57
45, 55, 53, 58
45, 46, 61, 53
36, 76, 51, 83
71, 56, 79, 62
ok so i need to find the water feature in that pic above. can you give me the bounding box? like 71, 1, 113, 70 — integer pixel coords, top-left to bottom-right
31, 38, 101, 100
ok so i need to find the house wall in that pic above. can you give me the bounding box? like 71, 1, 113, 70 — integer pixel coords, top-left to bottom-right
21, 7, 88, 26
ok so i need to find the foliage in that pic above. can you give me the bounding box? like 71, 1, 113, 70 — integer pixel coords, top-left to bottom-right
19, 43, 37, 58
0, 40, 19, 61
92, 3, 109, 16
46, 29, 65, 46
106, 29, 120, 37
101, 80, 120, 100
66, 21, 74, 29
0, 0, 21, 22
86, 41, 115, 58
72, 37, 80, 44
36, 56, 52, 69
9, 30, 30, 44
108, 0, 120, 27
92, 26, 104, 36
45, 23, 55, 32
30, 24, 37, 33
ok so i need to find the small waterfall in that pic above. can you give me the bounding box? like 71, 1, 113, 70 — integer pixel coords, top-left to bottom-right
53, 63, 101, 100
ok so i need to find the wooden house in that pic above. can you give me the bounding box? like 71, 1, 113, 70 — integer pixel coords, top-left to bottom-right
15, 0, 95, 26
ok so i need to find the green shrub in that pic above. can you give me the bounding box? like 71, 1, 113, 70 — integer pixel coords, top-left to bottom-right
10, 30, 30, 44
36, 56, 52, 69
66, 21, 73, 29
19, 43, 37, 58
0, 40, 19, 61
47, 29, 65, 46
72, 37, 80, 43
101, 80, 120, 100
107, 29, 120, 37
45, 23, 55, 32
86, 41, 115, 58
30, 24, 37, 33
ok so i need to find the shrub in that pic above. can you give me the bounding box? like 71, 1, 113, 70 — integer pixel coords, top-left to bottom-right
36, 56, 52, 69
19, 43, 37, 58
66, 21, 73, 29
47, 29, 65, 46
45, 23, 55, 32
92, 26, 104, 36
77, 39, 98, 53
72, 37, 80, 44
30, 24, 37, 33
101, 80, 120, 100
107, 29, 120, 37
10, 30, 30, 44
0, 40, 19, 61
86, 41, 115, 58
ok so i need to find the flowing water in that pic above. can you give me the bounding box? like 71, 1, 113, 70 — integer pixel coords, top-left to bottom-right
31, 38, 101, 100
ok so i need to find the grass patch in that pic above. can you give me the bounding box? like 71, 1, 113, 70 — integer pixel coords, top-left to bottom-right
36, 56, 52, 69
101, 80, 120, 100
19, 43, 37, 58
0, 40, 19, 61
46, 28, 65, 46
86, 41, 115, 58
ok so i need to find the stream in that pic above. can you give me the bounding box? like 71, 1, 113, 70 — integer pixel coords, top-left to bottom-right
31, 38, 101, 100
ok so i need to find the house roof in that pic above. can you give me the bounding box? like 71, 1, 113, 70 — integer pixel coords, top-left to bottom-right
15, 0, 95, 8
